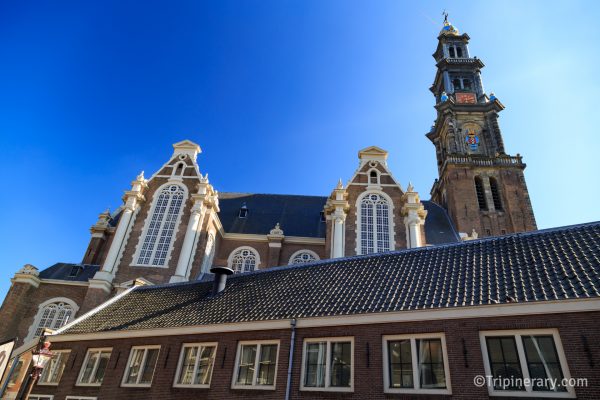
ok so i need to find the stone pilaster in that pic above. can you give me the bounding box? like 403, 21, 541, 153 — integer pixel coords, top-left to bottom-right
267, 223, 284, 267
82, 209, 112, 265
401, 183, 428, 248
325, 179, 349, 258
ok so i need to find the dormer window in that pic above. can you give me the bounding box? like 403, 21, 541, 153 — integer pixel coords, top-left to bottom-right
239, 203, 248, 218
68, 265, 82, 278
319, 211, 326, 222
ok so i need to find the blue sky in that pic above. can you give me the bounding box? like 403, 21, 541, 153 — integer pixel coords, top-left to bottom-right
1, 1, 599, 299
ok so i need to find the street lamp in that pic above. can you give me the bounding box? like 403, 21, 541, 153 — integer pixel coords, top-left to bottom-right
19, 337, 53, 400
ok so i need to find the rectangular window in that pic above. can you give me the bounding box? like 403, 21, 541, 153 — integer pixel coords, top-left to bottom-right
76, 348, 112, 386
383, 334, 451, 394
232, 341, 279, 389
38, 350, 70, 385
480, 329, 575, 398
174, 343, 217, 387
122, 346, 160, 387
301, 337, 353, 392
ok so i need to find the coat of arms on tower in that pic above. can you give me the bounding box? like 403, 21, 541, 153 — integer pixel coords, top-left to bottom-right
465, 128, 479, 151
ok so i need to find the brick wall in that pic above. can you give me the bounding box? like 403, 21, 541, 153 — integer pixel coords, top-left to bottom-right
34, 311, 600, 399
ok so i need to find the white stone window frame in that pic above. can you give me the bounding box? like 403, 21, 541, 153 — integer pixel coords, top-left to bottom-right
382, 333, 452, 395
121, 345, 161, 388
355, 190, 396, 255
367, 167, 381, 186
37, 349, 71, 386
227, 246, 261, 273
300, 336, 354, 393
28, 395, 53, 400
65, 397, 97, 400
76, 347, 113, 387
479, 329, 576, 399
26, 297, 79, 342
288, 249, 320, 265
231, 340, 280, 390
131, 182, 188, 268
173, 342, 218, 388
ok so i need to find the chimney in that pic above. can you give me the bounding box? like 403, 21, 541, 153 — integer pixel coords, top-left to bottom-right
210, 266, 234, 295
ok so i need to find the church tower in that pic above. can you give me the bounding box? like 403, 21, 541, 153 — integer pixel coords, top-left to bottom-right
428, 15, 537, 238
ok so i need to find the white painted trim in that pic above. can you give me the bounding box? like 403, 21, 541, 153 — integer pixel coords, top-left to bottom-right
25, 297, 80, 342
227, 246, 261, 272
39, 279, 89, 287
231, 340, 280, 390
288, 249, 320, 265
355, 190, 396, 255
48, 298, 600, 343
131, 182, 189, 268
221, 232, 325, 245
172, 342, 218, 388
29, 395, 54, 400
65, 397, 97, 400
121, 345, 161, 387
382, 333, 452, 394
479, 329, 576, 398
75, 347, 113, 386
300, 336, 354, 392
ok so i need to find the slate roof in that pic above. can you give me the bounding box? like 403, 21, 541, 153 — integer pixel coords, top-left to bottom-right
217, 193, 327, 238
39, 263, 100, 282
62, 222, 600, 335
422, 201, 460, 244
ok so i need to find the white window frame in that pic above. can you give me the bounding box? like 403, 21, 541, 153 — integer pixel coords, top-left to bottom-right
367, 168, 381, 186
231, 340, 279, 390
382, 333, 452, 395
121, 345, 161, 387
26, 297, 79, 342
300, 336, 354, 393
227, 246, 261, 273
480, 329, 576, 398
355, 191, 395, 255
132, 182, 188, 268
65, 397, 97, 400
173, 342, 218, 388
76, 347, 112, 387
28, 395, 53, 400
37, 350, 71, 386
288, 249, 320, 265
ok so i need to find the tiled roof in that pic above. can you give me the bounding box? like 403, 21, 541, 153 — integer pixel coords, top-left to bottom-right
39, 263, 100, 282
62, 222, 600, 335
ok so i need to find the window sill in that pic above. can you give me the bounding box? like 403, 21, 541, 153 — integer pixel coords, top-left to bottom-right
384, 388, 451, 395
231, 385, 276, 391
75, 383, 102, 387
489, 390, 575, 398
121, 383, 153, 388
300, 386, 353, 393
36, 382, 59, 386
128, 264, 169, 269
173, 384, 211, 389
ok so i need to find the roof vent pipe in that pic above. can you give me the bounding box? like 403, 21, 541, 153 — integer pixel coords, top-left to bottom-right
210, 266, 234, 295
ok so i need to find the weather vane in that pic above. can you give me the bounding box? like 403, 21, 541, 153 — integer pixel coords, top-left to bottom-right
443, 10, 449, 23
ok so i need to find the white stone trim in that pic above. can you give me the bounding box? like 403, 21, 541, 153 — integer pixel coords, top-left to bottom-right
231, 339, 280, 390
39, 279, 89, 287
479, 329, 576, 398
172, 342, 218, 388
131, 181, 189, 268
65, 397, 97, 400
48, 298, 600, 343
300, 336, 354, 392
227, 246, 261, 272
121, 345, 161, 387
288, 249, 320, 265
355, 190, 396, 255
382, 333, 452, 395
25, 297, 80, 342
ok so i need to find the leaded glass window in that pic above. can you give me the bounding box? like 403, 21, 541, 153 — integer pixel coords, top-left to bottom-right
359, 193, 391, 255
34, 302, 74, 337
229, 248, 258, 273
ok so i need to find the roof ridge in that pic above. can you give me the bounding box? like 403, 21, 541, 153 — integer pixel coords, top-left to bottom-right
219, 192, 327, 199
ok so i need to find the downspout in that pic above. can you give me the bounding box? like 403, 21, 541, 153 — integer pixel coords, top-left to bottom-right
285, 318, 297, 400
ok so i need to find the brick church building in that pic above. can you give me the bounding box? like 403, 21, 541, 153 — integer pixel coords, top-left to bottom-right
0, 17, 597, 400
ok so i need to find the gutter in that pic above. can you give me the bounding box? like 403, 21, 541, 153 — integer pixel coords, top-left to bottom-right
285, 318, 297, 400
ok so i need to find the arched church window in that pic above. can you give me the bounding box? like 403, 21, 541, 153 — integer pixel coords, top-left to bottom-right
359, 193, 392, 255
228, 247, 259, 274
449, 47, 456, 58
463, 79, 472, 90
289, 250, 319, 265
489, 177, 503, 211
456, 46, 463, 57
200, 233, 216, 274
136, 184, 186, 266
32, 301, 75, 338
452, 78, 461, 91
474, 177, 487, 210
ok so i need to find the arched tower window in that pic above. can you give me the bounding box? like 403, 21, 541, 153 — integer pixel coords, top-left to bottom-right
28, 298, 78, 340
369, 170, 379, 185
489, 177, 503, 211
136, 184, 186, 266
228, 247, 259, 274
173, 162, 185, 176
200, 233, 216, 274
288, 250, 319, 265
474, 177, 487, 211
358, 193, 392, 255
